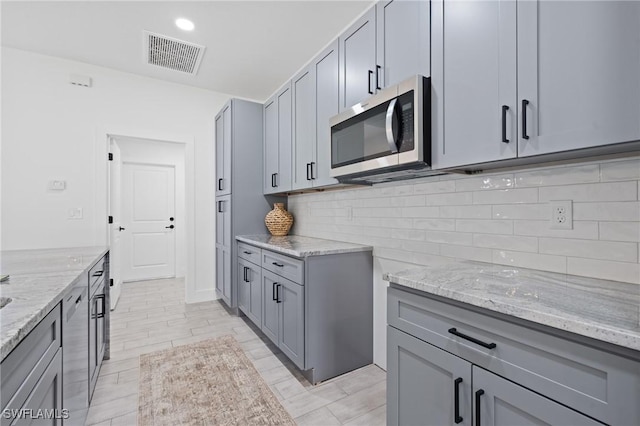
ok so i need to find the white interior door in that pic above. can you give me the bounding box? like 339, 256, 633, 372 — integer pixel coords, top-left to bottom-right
122, 163, 176, 281
108, 140, 123, 309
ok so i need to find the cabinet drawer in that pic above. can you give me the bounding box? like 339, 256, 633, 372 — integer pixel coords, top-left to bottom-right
238, 242, 261, 266
89, 255, 106, 289
388, 286, 640, 425
262, 250, 304, 284
1, 303, 62, 411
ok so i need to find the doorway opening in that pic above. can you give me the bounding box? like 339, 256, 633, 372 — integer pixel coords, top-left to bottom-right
108, 136, 187, 309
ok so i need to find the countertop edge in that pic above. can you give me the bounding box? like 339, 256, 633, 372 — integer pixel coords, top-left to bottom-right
0, 247, 109, 361
236, 235, 373, 258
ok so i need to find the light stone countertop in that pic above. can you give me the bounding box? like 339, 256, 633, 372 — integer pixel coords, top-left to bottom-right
236, 235, 372, 258
0, 246, 108, 361
384, 261, 640, 352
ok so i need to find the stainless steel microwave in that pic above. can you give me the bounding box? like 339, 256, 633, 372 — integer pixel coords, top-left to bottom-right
329, 75, 434, 184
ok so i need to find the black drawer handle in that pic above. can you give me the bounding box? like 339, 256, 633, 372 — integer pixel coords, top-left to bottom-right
272, 262, 284, 268
475, 389, 485, 426
454, 377, 463, 424
448, 328, 496, 349
92, 270, 103, 277
501, 105, 509, 143
243, 251, 252, 255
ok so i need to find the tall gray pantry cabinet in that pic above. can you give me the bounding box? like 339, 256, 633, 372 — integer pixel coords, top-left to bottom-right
214, 99, 272, 309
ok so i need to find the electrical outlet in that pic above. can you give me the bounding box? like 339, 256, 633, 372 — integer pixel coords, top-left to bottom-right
549, 200, 572, 230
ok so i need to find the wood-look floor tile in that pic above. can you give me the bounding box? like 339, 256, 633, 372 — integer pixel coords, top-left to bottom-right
326, 380, 386, 424
294, 406, 342, 426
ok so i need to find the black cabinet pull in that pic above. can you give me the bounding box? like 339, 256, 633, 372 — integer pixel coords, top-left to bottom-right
454, 378, 463, 424
276, 284, 282, 303
501, 105, 509, 143
243, 251, 252, 255
218, 178, 223, 191
448, 328, 496, 349
272, 282, 278, 301
165, 225, 174, 229
271, 173, 278, 188
368, 70, 374, 94
475, 389, 485, 426
306, 163, 311, 181
92, 270, 103, 277
243, 266, 247, 282
376, 65, 382, 90
218, 201, 223, 213
272, 262, 284, 268
310, 162, 316, 180
522, 99, 530, 140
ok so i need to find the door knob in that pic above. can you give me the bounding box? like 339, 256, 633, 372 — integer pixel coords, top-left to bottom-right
165, 225, 175, 229
118, 226, 125, 231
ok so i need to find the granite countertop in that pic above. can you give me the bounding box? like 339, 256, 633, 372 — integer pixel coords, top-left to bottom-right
0, 246, 108, 361
236, 235, 372, 258
384, 261, 640, 352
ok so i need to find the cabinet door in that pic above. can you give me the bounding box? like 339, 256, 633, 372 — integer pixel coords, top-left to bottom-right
215, 247, 224, 294
20, 350, 63, 426
292, 65, 316, 191
339, 6, 377, 111
278, 278, 305, 370
431, 0, 517, 169
215, 196, 231, 249
263, 95, 279, 195
222, 249, 232, 302
376, 0, 430, 88
313, 40, 340, 188
261, 271, 280, 345
473, 366, 601, 426
277, 84, 293, 192
215, 103, 232, 196
517, 1, 640, 157
237, 259, 249, 314
387, 326, 472, 426
247, 262, 262, 329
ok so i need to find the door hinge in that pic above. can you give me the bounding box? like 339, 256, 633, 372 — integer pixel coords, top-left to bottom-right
109, 278, 114, 287
108, 153, 113, 161
108, 216, 113, 224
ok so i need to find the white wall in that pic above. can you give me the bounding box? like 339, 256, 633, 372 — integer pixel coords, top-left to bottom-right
288, 157, 640, 368
1, 47, 231, 302
115, 137, 187, 279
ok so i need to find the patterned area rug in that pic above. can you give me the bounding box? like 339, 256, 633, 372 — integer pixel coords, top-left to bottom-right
138, 335, 296, 426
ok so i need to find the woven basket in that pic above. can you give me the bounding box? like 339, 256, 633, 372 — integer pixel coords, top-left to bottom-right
265, 203, 293, 236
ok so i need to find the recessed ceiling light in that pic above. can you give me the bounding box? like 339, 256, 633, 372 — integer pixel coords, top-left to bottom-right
175, 18, 194, 31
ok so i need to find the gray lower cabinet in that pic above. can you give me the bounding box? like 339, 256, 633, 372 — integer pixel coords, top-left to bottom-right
261, 271, 280, 345
1, 304, 63, 426
238, 257, 262, 328
387, 286, 640, 425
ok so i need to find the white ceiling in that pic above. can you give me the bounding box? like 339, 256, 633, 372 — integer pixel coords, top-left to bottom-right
1, 1, 373, 101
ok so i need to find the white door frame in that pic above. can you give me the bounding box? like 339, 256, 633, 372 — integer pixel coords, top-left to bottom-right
95, 126, 201, 304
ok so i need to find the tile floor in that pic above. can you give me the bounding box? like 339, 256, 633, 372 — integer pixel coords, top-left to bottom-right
87, 278, 386, 425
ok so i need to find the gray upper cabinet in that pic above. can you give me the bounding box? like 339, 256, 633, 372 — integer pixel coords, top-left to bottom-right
314, 40, 340, 188
292, 65, 316, 191
263, 84, 292, 194
473, 367, 600, 426
376, 0, 430, 89
517, 0, 640, 157
387, 326, 472, 426
339, 7, 377, 111
431, 0, 518, 169
215, 104, 232, 196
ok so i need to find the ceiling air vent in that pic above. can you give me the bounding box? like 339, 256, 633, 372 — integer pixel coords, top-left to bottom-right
143, 30, 205, 75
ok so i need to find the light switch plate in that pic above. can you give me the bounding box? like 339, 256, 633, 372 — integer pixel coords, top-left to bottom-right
68, 207, 83, 219
49, 180, 66, 190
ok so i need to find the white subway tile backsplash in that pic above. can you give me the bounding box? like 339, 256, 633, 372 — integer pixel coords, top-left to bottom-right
515, 164, 600, 187
456, 219, 513, 234
454, 174, 514, 192
567, 258, 640, 284
492, 250, 567, 274
492, 204, 547, 220
539, 238, 637, 262
539, 181, 637, 202
473, 234, 538, 252
440, 244, 493, 263
599, 222, 640, 243
473, 188, 538, 205
440, 205, 492, 219
290, 157, 640, 284
600, 159, 640, 182
513, 220, 599, 240
413, 218, 455, 231
573, 202, 640, 221
414, 180, 455, 194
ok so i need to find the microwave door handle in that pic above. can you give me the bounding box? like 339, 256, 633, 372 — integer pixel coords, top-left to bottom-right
385, 98, 399, 153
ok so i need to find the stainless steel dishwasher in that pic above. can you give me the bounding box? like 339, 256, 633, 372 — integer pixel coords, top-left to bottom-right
63, 277, 89, 425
